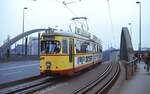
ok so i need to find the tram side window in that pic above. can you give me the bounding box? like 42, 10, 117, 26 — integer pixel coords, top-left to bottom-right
81, 42, 87, 53
86, 42, 93, 53
93, 44, 97, 53
76, 39, 92, 53
100, 48, 102, 53
76, 40, 81, 53
62, 40, 68, 54
99, 47, 102, 53
97, 45, 99, 53
97, 45, 101, 53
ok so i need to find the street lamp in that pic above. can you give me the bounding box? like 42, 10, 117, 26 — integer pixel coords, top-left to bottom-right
128, 22, 132, 41
136, 1, 141, 61
22, 7, 28, 55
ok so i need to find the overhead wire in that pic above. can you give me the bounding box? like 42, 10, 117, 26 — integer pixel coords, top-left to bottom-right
55, 0, 78, 16
107, 0, 116, 48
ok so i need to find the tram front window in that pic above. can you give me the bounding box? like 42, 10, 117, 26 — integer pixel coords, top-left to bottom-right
41, 41, 60, 54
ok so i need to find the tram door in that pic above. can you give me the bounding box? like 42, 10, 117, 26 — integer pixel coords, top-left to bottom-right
69, 38, 74, 67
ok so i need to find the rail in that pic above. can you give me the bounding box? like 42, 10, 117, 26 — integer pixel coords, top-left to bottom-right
71, 63, 120, 94
96, 64, 120, 94
0, 75, 54, 94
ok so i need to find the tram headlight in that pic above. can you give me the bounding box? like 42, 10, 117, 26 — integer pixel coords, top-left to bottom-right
46, 61, 51, 69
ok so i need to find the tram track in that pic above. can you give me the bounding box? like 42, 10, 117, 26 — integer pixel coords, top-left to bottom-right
71, 63, 120, 94
33, 63, 112, 94
0, 75, 43, 89
0, 75, 54, 94
96, 64, 120, 94
0, 63, 119, 94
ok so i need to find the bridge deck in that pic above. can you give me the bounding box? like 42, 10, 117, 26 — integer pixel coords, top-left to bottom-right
118, 62, 150, 94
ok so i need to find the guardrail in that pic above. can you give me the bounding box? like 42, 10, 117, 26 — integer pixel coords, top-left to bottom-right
124, 59, 138, 80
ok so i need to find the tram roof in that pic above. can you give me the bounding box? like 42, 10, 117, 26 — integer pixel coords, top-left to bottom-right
42, 31, 101, 44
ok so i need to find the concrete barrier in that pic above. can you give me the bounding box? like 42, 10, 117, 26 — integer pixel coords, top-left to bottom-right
0, 55, 39, 62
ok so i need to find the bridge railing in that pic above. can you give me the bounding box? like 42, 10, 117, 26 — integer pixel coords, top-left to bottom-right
125, 58, 138, 80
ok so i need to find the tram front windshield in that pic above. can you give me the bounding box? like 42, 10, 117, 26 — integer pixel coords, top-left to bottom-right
41, 40, 60, 54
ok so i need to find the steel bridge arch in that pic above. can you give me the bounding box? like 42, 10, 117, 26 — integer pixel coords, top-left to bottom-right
0, 28, 49, 56
120, 27, 133, 61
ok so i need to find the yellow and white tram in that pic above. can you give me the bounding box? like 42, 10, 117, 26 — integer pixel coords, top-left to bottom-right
39, 17, 102, 75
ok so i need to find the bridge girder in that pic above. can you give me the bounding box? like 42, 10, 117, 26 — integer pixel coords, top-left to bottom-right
0, 28, 49, 57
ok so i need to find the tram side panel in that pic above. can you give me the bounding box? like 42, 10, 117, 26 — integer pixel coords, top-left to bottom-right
40, 35, 102, 76
73, 38, 102, 72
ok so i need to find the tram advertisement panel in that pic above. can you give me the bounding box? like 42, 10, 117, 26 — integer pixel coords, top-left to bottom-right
74, 54, 100, 66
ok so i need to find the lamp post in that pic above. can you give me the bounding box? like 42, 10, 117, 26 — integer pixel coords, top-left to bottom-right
128, 23, 132, 41
22, 7, 28, 55
136, 1, 141, 62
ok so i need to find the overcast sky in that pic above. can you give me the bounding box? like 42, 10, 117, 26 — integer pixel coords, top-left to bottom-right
0, 0, 150, 50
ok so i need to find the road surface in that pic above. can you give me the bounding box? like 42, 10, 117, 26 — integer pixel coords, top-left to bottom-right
0, 60, 40, 84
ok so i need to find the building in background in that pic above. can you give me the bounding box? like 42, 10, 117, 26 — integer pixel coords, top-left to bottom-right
11, 44, 25, 55
28, 37, 38, 55
9, 37, 39, 55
